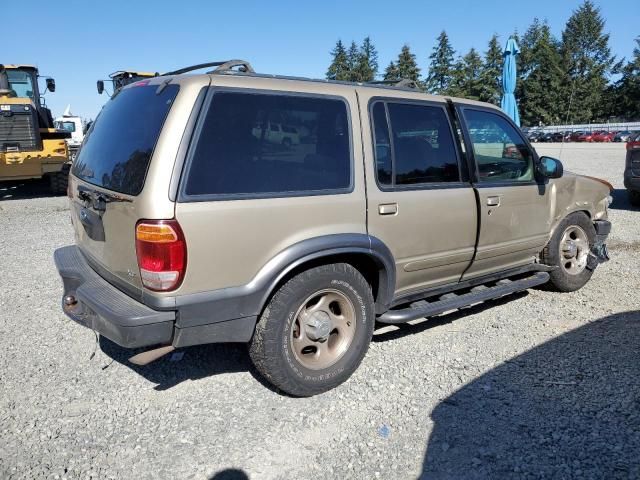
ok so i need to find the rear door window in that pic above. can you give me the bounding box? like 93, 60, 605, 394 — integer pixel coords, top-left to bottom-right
72, 84, 179, 195
183, 91, 352, 198
371, 100, 461, 187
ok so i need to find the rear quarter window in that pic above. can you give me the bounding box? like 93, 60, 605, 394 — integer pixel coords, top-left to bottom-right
182, 90, 352, 199
72, 84, 179, 195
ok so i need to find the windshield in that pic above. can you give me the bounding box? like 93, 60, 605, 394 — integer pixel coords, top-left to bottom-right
72, 84, 179, 195
6, 70, 36, 99
56, 121, 76, 132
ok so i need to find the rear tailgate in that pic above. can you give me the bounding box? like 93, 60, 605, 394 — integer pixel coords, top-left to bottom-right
69, 82, 181, 299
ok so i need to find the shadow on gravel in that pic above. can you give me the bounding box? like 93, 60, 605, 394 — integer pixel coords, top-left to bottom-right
208, 468, 250, 479
421, 310, 640, 479
0, 178, 62, 201
610, 188, 639, 211
99, 337, 258, 391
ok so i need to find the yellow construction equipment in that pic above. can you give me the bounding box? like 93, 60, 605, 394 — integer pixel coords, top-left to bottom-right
0, 64, 70, 193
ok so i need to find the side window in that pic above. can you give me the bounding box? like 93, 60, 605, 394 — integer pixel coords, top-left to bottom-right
463, 109, 534, 182
184, 92, 351, 197
371, 101, 460, 187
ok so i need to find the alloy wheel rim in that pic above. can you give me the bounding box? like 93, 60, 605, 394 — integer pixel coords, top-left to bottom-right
559, 225, 589, 275
290, 289, 356, 370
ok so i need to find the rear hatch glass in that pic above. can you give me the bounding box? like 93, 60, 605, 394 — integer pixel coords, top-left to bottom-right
72, 83, 179, 195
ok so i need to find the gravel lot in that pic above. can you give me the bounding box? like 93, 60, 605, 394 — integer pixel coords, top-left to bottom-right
1, 143, 638, 480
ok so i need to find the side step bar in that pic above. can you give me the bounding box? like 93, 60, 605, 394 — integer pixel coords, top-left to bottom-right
378, 271, 549, 324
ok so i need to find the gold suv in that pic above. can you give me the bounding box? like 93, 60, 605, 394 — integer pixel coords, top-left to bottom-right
54, 60, 612, 396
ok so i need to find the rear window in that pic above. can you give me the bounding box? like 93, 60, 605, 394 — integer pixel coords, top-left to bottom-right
183, 91, 352, 198
72, 84, 179, 195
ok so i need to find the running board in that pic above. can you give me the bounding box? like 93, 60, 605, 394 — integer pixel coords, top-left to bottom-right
378, 271, 550, 324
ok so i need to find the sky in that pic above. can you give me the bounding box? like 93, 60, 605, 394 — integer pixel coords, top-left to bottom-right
6, 0, 638, 120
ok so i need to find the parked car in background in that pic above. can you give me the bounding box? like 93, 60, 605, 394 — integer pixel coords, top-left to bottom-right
592, 131, 616, 142
615, 131, 635, 142
570, 131, 585, 142
625, 132, 640, 206
576, 131, 600, 142
527, 131, 543, 142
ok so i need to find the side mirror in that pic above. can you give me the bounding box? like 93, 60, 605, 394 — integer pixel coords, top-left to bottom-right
538, 156, 563, 179
96, 80, 104, 95
46, 78, 55, 92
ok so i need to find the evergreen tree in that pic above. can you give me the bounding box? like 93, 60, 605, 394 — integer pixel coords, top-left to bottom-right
449, 48, 483, 99
355, 36, 379, 82
326, 40, 349, 81
519, 23, 564, 125
607, 37, 640, 120
383, 61, 400, 82
346, 41, 361, 81
478, 34, 502, 104
425, 31, 455, 94
560, 0, 615, 122
395, 45, 422, 83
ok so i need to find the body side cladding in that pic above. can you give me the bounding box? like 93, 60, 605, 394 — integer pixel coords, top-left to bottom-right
144, 234, 396, 328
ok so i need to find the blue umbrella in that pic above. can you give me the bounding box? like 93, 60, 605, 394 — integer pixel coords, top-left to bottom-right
501, 37, 520, 126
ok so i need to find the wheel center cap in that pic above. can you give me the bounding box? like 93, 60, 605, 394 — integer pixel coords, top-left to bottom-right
305, 311, 332, 341
563, 241, 578, 258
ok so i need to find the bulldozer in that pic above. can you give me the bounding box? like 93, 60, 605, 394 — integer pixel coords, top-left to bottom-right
0, 64, 70, 194
97, 70, 157, 96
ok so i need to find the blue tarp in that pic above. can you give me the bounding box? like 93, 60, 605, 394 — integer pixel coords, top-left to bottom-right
501, 38, 520, 126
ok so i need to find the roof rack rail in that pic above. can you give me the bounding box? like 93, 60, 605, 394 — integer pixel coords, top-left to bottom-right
163, 60, 254, 76
367, 78, 421, 90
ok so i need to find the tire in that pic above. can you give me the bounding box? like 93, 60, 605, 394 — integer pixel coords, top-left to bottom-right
49, 164, 70, 195
540, 212, 596, 292
249, 263, 375, 396
629, 190, 640, 207
282, 137, 292, 148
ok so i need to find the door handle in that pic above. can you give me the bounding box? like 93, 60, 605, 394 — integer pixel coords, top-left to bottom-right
486, 196, 501, 207
378, 203, 398, 215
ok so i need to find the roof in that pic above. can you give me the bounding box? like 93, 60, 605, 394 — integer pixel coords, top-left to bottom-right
3, 64, 38, 70
157, 70, 501, 110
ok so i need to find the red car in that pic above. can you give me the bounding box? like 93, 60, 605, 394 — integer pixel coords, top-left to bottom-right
576, 131, 600, 142
593, 131, 616, 142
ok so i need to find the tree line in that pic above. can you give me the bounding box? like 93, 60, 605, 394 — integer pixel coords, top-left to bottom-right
326, 1, 639, 126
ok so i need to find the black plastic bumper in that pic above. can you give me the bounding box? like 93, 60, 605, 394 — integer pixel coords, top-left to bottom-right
54, 246, 175, 348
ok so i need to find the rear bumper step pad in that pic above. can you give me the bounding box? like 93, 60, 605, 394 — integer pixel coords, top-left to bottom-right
378, 271, 549, 324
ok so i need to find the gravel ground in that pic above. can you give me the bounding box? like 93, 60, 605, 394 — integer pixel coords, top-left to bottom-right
0, 143, 638, 480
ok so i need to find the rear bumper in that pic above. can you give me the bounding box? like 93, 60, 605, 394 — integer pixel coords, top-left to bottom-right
54, 245, 175, 348
54, 245, 257, 350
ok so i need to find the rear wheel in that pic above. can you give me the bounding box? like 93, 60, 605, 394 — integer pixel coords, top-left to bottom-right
541, 212, 596, 292
49, 164, 70, 195
629, 190, 640, 207
249, 263, 375, 396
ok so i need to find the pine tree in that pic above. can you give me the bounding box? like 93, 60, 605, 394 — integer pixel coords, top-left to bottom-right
326, 40, 350, 81
425, 31, 455, 94
383, 61, 400, 82
560, 0, 615, 122
346, 41, 361, 81
449, 48, 483, 99
519, 23, 564, 125
478, 34, 502, 104
607, 37, 640, 120
395, 44, 422, 83
354, 36, 379, 82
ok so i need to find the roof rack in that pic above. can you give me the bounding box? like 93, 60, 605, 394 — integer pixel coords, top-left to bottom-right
164, 59, 255, 76
367, 79, 421, 90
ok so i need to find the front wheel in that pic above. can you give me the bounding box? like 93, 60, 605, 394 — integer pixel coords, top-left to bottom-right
249, 263, 375, 396
541, 212, 596, 292
49, 164, 70, 195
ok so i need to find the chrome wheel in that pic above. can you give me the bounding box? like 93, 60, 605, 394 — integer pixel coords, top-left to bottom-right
559, 225, 589, 275
290, 289, 356, 370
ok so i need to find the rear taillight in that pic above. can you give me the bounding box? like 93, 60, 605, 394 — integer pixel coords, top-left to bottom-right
627, 141, 640, 151
135, 219, 186, 291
